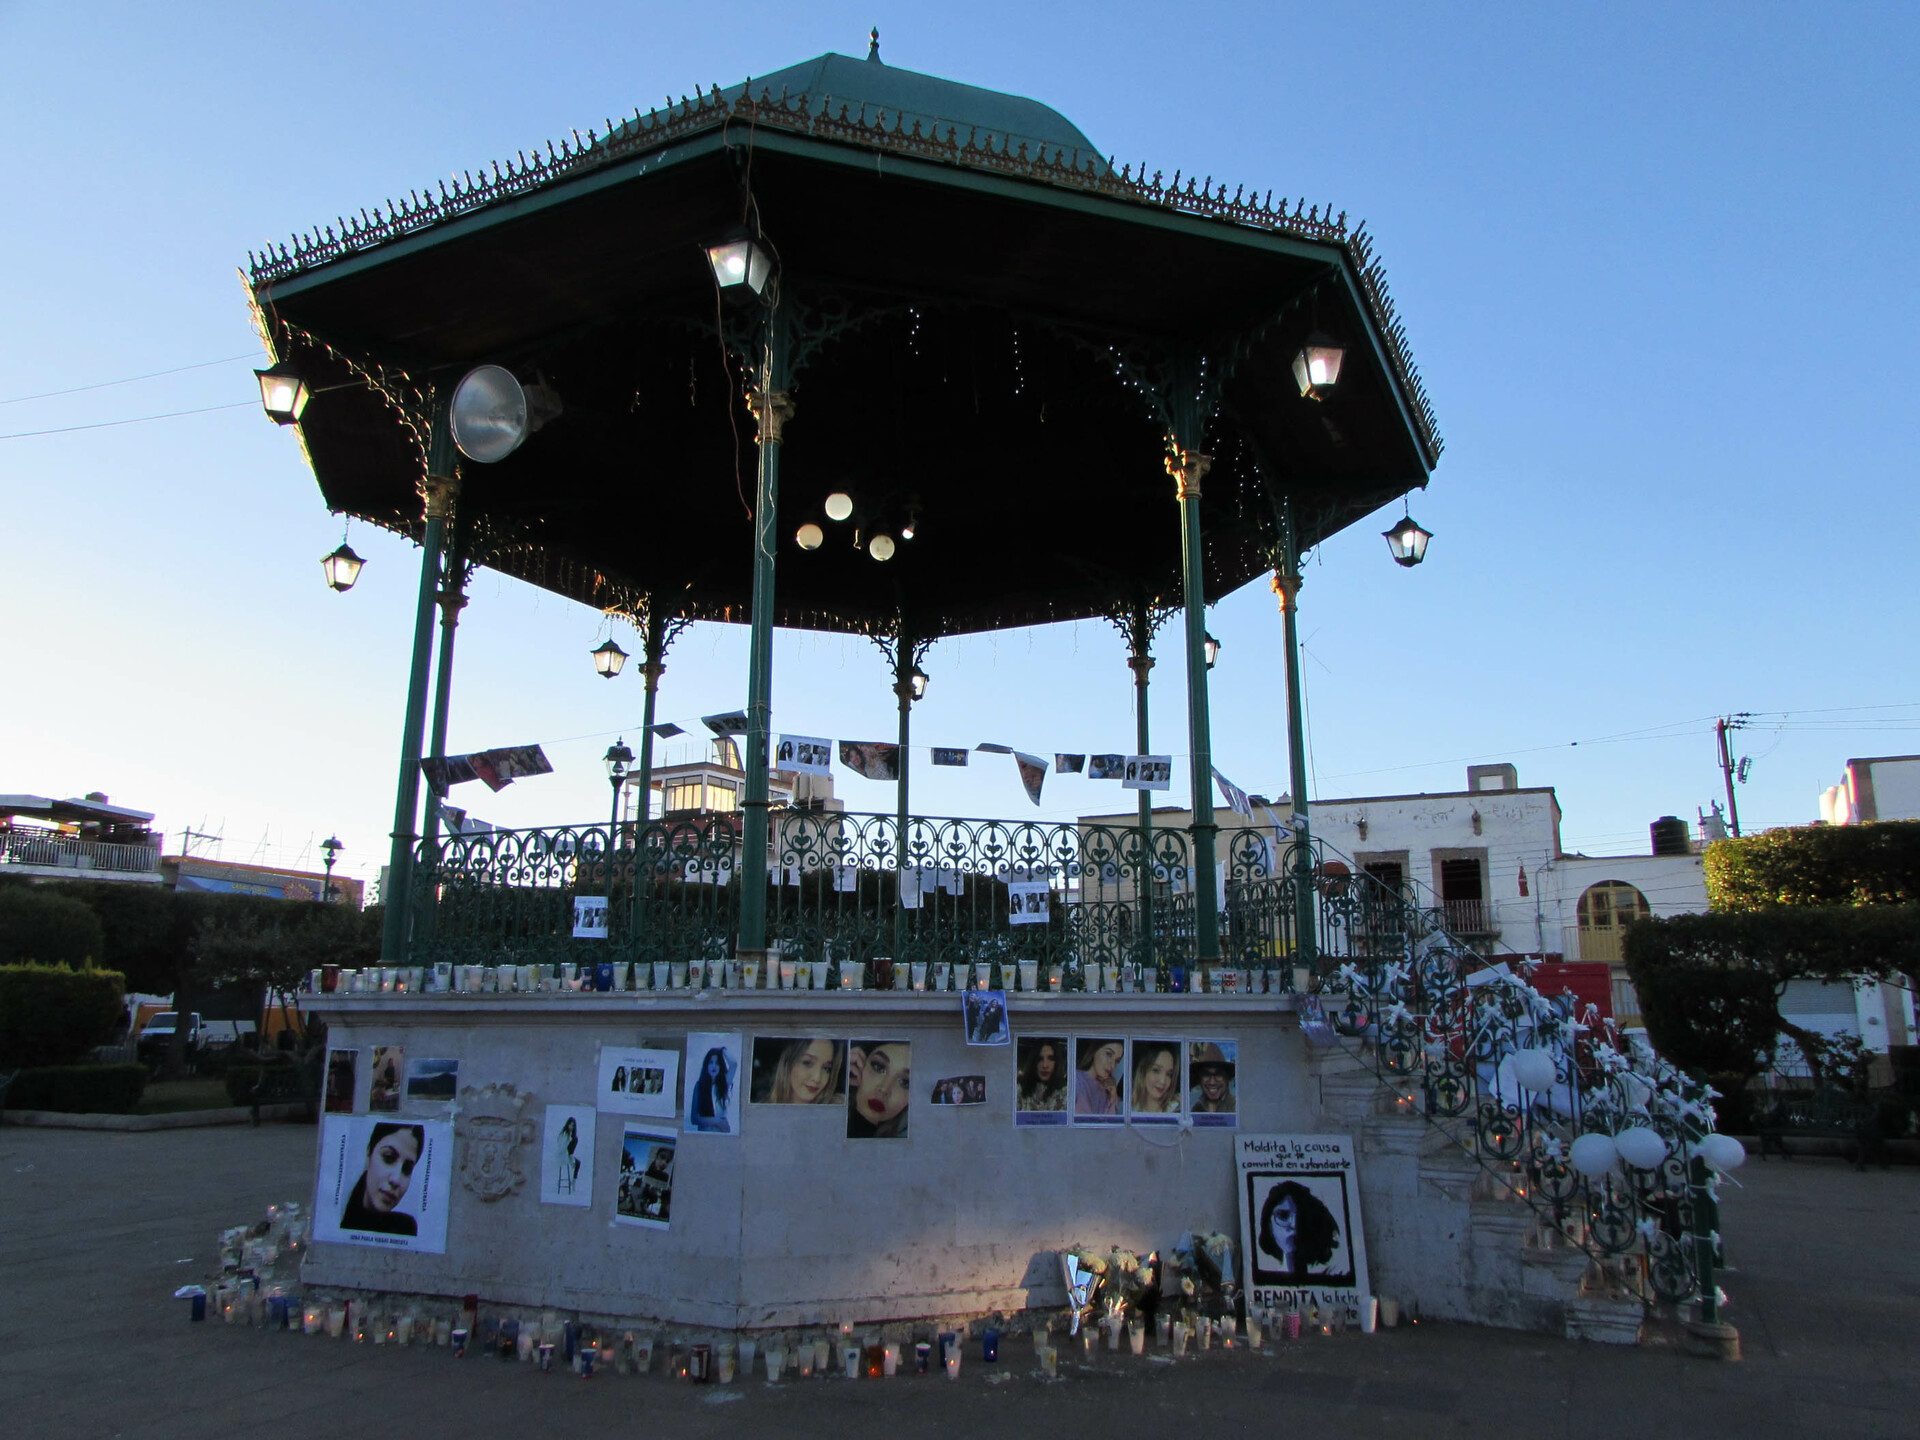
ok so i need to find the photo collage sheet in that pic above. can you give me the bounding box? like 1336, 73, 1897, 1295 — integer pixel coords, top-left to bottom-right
1013, 1033, 1239, 1128
313, 1043, 460, 1255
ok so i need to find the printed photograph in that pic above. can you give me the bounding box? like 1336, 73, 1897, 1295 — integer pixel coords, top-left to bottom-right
1014, 1036, 1070, 1124
931, 1076, 987, 1105
931, 748, 970, 767
1072, 1036, 1127, 1122
1088, 754, 1126, 780
1008, 880, 1050, 925
367, 1046, 403, 1113
683, 1031, 743, 1135
1122, 755, 1172, 791
776, 734, 833, 775
846, 1039, 912, 1139
1188, 1040, 1239, 1125
839, 740, 901, 781
596, 1045, 679, 1118
1128, 1038, 1184, 1121
749, 1036, 846, 1106
540, 1104, 595, 1207
312, 1115, 452, 1254
615, 1127, 676, 1230
403, 1057, 459, 1108
963, 989, 1011, 1046
323, 1048, 358, 1115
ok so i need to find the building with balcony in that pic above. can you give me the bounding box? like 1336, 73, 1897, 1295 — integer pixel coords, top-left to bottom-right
0, 793, 164, 884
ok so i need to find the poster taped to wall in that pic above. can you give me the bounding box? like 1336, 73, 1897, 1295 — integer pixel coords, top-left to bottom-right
540, 1104, 596, 1207
683, 1032, 743, 1135
312, 1115, 452, 1254
749, 1037, 846, 1106
1014, 1036, 1071, 1124
368, 1046, 403, 1113
403, 1057, 459, 1112
324, 1049, 358, 1114
1187, 1040, 1238, 1126
597, 1046, 679, 1118
616, 1127, 676, 1229
1235, 1134, 1370, 1324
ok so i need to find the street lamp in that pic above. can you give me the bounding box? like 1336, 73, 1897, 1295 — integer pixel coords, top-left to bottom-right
255, 362, 311, 425
705, 228, 774, 298
909, 666, 929, 701
591, 639, 628, 678
1382, 514, 1433, 567
1203, 632, 1221, 670
320, 541, 365, 593
320, 835, 343, 903
604, 737, 634, 839
1291, 334, 1345, 401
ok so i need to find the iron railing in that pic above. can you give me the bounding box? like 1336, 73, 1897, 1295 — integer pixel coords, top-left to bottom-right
0, 831, 161, 874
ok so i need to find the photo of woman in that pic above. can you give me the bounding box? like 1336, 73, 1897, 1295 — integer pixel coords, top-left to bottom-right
368, 1046, 403, 1114
686, 1044, 736, 1133
1254, 1178, 1347, 1282
1129, 1040, 1183, 1118
1073, 1037, 1126, 1120
750, 1037, 846, 1105
846, 1040, 911, 1138
1015, 1036, 1069, 1122
339, 1122, 423, 1236
539, 1104, 595, 1208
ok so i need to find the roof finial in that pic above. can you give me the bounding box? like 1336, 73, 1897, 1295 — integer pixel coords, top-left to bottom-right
867, 26, 882, 62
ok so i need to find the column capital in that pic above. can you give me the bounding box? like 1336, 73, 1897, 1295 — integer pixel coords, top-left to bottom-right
435, 588, 468, 620
748, 388, 796, 444
1126, 653, 1156, 678
420, 472, 461, 521
1166, 448, 1212, 501
1270, 566, 1303, 613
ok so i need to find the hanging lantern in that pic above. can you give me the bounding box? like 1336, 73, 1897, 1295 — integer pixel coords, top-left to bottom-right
704, 228, 773, 297
1382, 515, 1432, 568
1203, 633, 1221, 670
1290, 334, 1345, 400
910, 668, 929, 701
320, 542, 365, 593
591, 640, 628, 679
256, 362, 311, 424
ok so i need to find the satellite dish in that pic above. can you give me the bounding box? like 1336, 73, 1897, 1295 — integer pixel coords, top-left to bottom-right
450, 364, 529, 463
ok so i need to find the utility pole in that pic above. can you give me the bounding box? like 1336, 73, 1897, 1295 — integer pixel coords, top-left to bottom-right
1714, 715, 1750, 838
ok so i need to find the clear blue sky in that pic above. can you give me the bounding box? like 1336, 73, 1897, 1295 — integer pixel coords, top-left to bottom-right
3, 1, 1916, 886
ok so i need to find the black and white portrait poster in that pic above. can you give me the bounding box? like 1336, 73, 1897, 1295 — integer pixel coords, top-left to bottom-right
683, 1031, 743, 1136
1122, 755, 1172, 791
597, 1045, 679, 1118
540, 1104, 596, 1207
312, 1115, 452, 1254
1236, 1134, 1370, 1324
776, 734, 833, 775
616, 1127, 676, 1230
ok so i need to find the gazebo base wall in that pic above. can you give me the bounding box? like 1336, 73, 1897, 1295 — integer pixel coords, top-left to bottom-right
297, 994, 1315, 1328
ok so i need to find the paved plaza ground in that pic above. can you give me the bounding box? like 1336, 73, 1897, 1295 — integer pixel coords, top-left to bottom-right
2, 1121, 1913, 1439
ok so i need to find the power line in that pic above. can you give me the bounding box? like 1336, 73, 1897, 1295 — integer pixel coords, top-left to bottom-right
0, 400, 254, 441
0, 354, 258, 407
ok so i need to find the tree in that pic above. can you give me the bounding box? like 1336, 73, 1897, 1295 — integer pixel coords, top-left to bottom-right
1706, 820, 1920, 911
191, 902, 379, 1056
0, 888, 106, 968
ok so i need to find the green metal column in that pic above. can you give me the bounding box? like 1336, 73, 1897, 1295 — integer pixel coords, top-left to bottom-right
736, 310, 791, 960
635, 609, 668, 815
892, 633, 914, 963
1126, 609, 1156, 977
1168, 361, 1220, 971
1274, 503, 1317, 973
419, 525, 467, 857
379, 399, 458, 963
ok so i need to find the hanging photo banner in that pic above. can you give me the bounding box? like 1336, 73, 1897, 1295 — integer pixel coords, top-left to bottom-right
931, 748, 970, 767
684, 1032, 743, 1136
1088, 754, 1126, 780
572, 895, 608, 939
1054, 754, 1086, 775
775, 735, 833, 775
702, 711, 750, 737
1237, 1134, 1371, 1325
540, 1104, 595, 1207
420, 744, 552, 797
313, 1115, 453, 1254
975, 742, 1013, 754
648, 722, 685, 739
1014, 752, 1049, 806
616, 1127, 676, 1230
1214, 769, 1253, 818
839, 740, 900, 781
1123, 755, 1172, 791
1007, 880, 1050, 924
597, 1046, 679, 1118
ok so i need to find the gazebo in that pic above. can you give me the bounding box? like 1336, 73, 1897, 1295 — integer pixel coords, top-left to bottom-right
260, 40, 1726, 1350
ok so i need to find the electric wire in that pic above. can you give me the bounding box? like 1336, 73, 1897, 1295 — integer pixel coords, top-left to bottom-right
0, 400, 253, 441
0, 353, 257, 406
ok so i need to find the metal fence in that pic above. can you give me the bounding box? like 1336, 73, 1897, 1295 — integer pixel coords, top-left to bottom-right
0, 831, 161, 875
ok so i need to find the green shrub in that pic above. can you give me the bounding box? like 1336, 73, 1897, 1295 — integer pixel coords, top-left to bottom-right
224, 1057, 305, 1106
0, 889, 106, 967
0, 964, 126, 1067
1706, 821, 1920, 911
4, 1063, 148, 1114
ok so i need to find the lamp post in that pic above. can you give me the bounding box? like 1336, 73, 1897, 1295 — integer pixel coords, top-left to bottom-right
320, 836, 342, 903
707, 228, 784, 964
891, 637, 929, 961
1123, 601, 1162, 980
604, 739, 634, 836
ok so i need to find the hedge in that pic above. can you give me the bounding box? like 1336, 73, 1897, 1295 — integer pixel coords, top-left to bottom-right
0, 964, 127, 1068
0, 888, 106, 967
224, 1057, 311, 1107
1707, 820, 1920, 911
4, 1063, 148, 1114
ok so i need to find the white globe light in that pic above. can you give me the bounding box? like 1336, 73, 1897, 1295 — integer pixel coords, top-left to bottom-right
824, 492, 854, 522
1700, 1133, 1746, 1173
1512, 1048, 1558, 1092
1568, 1132, 1619, 1178
1614, 1126, 1668, 1170
869, 533, 896, 562
796, 523, 824, 551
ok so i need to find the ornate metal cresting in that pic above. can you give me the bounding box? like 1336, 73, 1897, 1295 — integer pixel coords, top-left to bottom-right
244, 82, 1440, 467
380, 400, 460, 961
